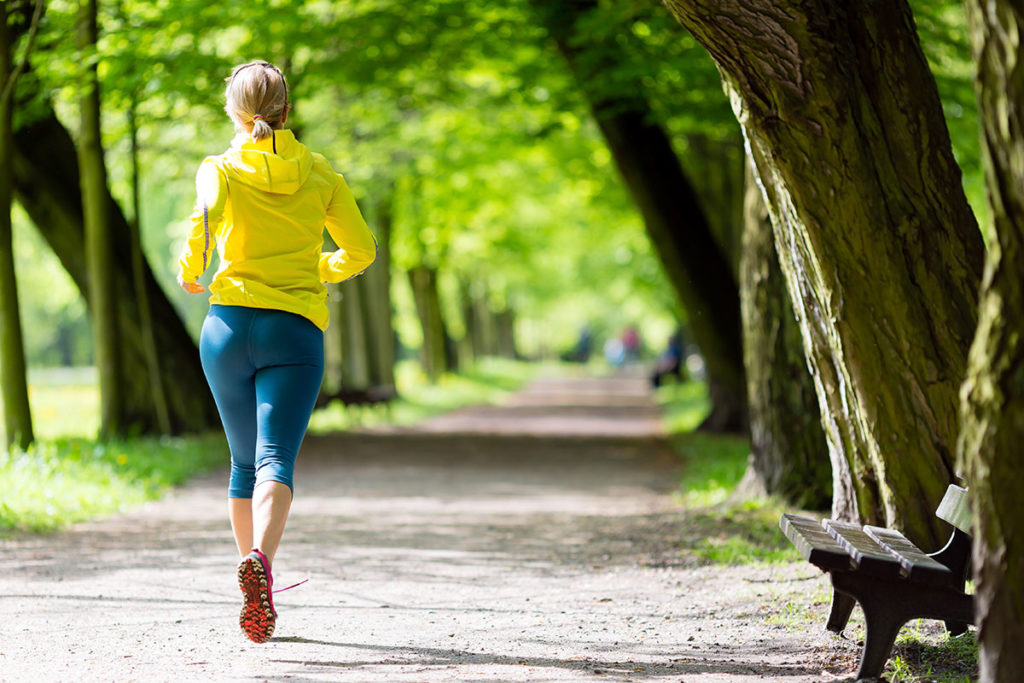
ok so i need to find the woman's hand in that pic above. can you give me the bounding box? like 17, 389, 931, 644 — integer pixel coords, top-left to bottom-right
177, 273, 206, 294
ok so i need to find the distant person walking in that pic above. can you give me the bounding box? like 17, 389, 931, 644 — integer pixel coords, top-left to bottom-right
177, 60, 376, 643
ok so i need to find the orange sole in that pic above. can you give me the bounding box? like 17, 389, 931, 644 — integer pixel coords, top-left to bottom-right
238, 556, 275, 643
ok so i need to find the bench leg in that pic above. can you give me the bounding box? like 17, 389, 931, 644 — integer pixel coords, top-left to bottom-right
930, 528, 973, 635
829, 572, 974, 680
831, 573, 908, 680
826, 589, 856, 633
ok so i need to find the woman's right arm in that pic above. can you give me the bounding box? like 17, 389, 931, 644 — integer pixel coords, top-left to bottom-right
177, 160, 227, 292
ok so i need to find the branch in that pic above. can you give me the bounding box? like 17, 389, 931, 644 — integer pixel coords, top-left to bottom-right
1, 0, 45, 104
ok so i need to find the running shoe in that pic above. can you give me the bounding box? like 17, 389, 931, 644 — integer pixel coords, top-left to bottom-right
237, 549, 275, 643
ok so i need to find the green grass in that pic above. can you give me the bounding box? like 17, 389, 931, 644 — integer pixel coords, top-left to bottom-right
308, 357, 535, 432
887, 622, 979, 682
655, 380, 797, 565
15, 367, 100, 440
0, 433, 227, 535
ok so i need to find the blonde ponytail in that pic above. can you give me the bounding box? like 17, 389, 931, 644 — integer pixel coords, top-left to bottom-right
224, 61, 289, 142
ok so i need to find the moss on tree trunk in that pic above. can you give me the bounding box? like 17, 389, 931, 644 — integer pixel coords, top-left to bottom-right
78, 0, 124, 439
664, 0, 985, 546
740, 157, 830, 509
960, 1, 1024, 679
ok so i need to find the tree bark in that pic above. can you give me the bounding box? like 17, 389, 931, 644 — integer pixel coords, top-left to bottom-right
664, 0, 985, 546
408, 265, 449, 383
13, 109, 219, 434
960, 2, 1024, 679
339, 279, 370, 392
533, 0, 747, 433
127, 97, 171, 435
364, 191, 395, 389
740, 155, 830, 509
0, 1, 34, 449
77, 0, 125, 439
494, 307, 517, 360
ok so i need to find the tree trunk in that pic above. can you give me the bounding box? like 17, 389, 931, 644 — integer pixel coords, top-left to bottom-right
0, 2, 34, 449
364, 192, 395, 389
127, 96, 171, 435
13, 109, 219, 434
664, 0, 985, 546
408, 265, 449, 383
534, 0, 747, 433
322, 288, 343, 396
339, 279, 370, 392
495, 307, 517, 360
960, 2, 1024, 679
740, 156, 830, 510
77, 0, 124, 439
684, 133, 745, 273
464, 280, 497, 359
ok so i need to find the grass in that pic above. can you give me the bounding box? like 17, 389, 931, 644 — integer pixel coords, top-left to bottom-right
888, 623, 979, 682
654, 380, 797, 565
1, 358, 535, 535
0, 433, 227, 535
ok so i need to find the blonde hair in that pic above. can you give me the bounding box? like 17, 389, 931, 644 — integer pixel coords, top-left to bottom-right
224, 61, 289, 141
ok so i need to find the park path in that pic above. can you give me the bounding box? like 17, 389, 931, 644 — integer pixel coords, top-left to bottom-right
0, 373, 842, 682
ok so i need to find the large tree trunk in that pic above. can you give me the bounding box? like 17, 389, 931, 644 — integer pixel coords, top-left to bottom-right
13, 109, 219, 434
960, 2, 1024, 679
739, 156, 830, 509
0, 2, 34, 449
533, 0, 747, 433
77, 0, 125, 439
664, 0, 985, 546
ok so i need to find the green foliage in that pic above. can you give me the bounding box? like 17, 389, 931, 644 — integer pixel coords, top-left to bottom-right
17, 0, 733, 364
910, 0, 989, 235
0, 433, 227, 534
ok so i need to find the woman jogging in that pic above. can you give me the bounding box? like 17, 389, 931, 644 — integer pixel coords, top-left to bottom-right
177, 60, 376, 643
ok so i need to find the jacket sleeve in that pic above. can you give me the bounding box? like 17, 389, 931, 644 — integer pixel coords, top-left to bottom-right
178, 160, 227, 283
319, 174, 377, 283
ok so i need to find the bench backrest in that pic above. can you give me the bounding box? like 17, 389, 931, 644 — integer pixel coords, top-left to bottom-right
936, 484, 971, 534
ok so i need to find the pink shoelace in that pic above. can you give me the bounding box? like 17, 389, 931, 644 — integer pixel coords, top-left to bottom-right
272, 577, 308, 595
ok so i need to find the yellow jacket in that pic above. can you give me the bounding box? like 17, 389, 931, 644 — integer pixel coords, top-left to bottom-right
178, 129, 376, 331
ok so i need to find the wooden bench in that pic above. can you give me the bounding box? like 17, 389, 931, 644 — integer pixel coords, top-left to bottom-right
779, 484, 973, 680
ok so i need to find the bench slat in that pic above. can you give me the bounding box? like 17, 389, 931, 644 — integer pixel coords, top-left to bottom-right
936, 484, 971, 534
823, 520, 901, 579
863, 525, 952, 586
779, 514, 852, 571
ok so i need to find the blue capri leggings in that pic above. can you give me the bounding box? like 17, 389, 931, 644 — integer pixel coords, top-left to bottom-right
200, 304, 324, 499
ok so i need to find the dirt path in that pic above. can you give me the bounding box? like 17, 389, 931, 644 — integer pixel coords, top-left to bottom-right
0, 374, 848, 682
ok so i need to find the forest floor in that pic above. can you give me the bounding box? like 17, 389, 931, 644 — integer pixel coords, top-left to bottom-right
0, 372, 919, 682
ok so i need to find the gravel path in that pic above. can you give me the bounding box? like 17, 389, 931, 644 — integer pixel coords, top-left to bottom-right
0, 374, 851, 682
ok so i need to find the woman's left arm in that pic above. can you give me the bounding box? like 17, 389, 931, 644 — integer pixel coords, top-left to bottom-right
319, 174, 377, 283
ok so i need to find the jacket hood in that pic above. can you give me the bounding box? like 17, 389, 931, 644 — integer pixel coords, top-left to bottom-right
219, 129, 313, 195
